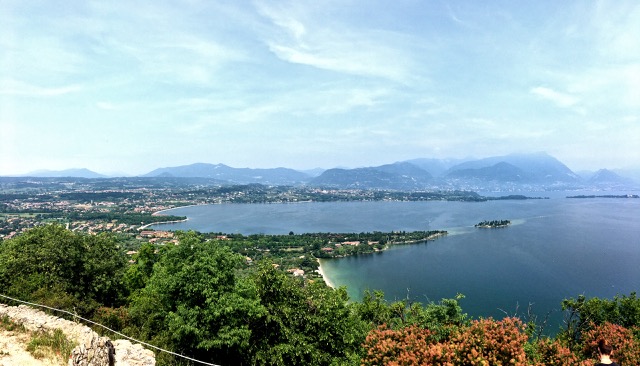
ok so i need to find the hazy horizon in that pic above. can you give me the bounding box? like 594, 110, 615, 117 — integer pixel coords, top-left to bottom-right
6, 151, 640, 179
2, 1, 639, 176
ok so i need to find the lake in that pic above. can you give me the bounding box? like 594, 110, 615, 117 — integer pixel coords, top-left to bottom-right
153, 192, 640, 332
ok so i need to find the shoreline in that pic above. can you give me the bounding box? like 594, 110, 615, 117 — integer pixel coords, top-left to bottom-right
316, 259, 337, 289
142, 205, 198, 230
139, 218, 189, 230
152, 203, 205, 216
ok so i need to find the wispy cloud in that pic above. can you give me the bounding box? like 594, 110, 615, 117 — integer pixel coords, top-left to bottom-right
530, 86, 579, 108
591, 1, 640, 62
2, 0, 639, 174
0, 79, 81, 97
256, 2, 419, 83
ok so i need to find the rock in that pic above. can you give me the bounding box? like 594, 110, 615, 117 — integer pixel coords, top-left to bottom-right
0, 304, 155, 366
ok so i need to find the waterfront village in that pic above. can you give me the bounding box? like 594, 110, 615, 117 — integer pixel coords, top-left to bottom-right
0, 177, 462, 280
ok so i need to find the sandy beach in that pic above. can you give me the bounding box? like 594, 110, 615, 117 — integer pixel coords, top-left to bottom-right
152, 203, 205, 216
316, 259, 336, 289
139, 218, 188, 230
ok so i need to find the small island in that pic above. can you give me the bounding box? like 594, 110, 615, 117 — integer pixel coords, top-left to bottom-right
567, 194, 639, 199
475, 220, 511, 228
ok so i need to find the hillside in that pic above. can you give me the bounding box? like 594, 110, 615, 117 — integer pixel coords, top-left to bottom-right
443, 152, 580, 183
23, 168, 106, 179
143, 163, 309, 185
11, 152, 638, 191
309, 162, 432, 190
310, 152, 593, 190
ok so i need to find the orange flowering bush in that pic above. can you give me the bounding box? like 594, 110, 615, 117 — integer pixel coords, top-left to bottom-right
581, 322, 640, 366
361, 315, 640, 365
532, 338, 583, 366
362, 317, 533, 365
448, 317, 528, 366
361, 324, 444, 365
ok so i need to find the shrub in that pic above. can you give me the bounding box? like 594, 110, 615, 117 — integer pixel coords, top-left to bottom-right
581, 322, 640, 366
449, 317, 528, 366
362, 317, 530, 366
533, 338, 582, 366
361, 324, 454, 365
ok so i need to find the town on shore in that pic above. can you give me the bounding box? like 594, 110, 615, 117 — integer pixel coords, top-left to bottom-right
0, 177, 542, 282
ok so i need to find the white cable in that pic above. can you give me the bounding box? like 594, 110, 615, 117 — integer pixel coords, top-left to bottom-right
0, 293, 221, 366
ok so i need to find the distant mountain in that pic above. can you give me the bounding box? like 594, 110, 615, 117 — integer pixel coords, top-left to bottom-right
24, 168, 106, 178
613, 168, 640, 183
310, 162, 432, 190
588, 169, 635, 186
17, 153, 635, 191
445, 152, 580, 184
309, 153, 587, 190
375, 162, 433, 181
142, 163, 310, 185
446, 162, 528, 182
300, 168, 326, 177
404, 158, 468, 177
310, 168, 396, 189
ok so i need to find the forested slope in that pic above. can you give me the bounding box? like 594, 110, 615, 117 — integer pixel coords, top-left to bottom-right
0, 225, 638, 365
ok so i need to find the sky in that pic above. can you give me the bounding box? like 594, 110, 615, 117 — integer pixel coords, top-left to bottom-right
1, 0, 639, 176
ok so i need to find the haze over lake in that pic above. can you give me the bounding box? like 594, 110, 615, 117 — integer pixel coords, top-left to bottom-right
154, 191, 640, 332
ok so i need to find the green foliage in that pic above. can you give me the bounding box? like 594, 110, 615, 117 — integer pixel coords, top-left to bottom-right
531, 338, 580, 366
27, 328, 76, 361
354, 291, 467, 341
475, 219, 511, 228
124, 242, 160, 293
403, 294, 468, 338
127, 231, 264, 365
249, 262, 367, 366
3, 226, 640, 366
560, 292, 640, 347
93, 306, 130, 333
354, 290, 394, 327
0, 224, 127, 314
0, 314, 25, 332
0, 315, 75, 362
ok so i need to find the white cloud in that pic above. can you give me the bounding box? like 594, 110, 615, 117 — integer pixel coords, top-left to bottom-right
592, 1, 640, 62
139, 36, 247, 84
0, 79, 81, 97
256, 2, 419, 83
96, 102, 119, 110
530, 86, 579, 108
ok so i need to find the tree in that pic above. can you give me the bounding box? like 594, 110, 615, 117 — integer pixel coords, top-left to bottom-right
0, 224, 127, 314
124, 242, 159, 293
127, 231, 264, 365
250, 262, 366, 365
561, 292, 640, 348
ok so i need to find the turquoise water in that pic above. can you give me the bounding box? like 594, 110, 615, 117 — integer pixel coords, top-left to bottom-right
154, 193, 640, 332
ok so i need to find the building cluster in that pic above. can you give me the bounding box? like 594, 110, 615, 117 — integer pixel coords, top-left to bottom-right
137, 230, 177, 244
69, 221, 136, 234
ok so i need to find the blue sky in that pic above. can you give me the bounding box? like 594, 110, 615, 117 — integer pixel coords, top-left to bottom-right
1, 1, 639, 176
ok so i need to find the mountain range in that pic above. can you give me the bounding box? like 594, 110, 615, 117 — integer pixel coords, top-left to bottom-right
20, 168, 107, 179
142, 163, 309, 185
15, 153, 638, 191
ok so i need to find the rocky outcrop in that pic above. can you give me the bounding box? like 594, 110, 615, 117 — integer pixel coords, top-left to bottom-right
0, 304, 155, 366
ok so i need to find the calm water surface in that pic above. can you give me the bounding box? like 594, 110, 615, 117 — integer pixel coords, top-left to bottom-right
154, 192, 640, 332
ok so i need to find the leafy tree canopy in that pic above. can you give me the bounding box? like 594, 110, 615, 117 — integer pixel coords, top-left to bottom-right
0, 224, 127, 314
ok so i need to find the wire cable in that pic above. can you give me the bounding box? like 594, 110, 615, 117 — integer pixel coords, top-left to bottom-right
0, 293, 221, 366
